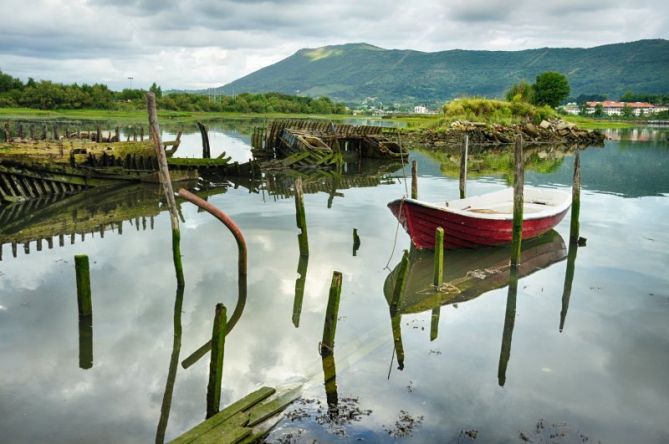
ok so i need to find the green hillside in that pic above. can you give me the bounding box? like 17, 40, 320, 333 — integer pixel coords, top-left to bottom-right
216, 40, 669, 105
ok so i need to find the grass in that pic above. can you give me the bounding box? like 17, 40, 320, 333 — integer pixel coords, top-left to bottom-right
0, 107, 354, 124
563, 115, 638, 129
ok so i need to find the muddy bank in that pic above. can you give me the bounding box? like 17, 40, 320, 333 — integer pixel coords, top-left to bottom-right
403, 119, 605, 149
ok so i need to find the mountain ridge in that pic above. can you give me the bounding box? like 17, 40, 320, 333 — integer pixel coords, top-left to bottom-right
213, 39, 669, 105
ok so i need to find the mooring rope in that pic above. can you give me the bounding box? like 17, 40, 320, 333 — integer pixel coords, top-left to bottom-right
383, 129, 410, 271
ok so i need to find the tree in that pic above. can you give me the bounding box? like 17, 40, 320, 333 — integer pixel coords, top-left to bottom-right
149, 82, 162, 98
533, 72, 570, 108
594, 104, 604, 117
505, 80, 535, 103
0, 70, 23, 93
621, 104, 634, 119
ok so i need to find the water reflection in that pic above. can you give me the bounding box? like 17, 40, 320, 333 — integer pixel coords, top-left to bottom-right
384, 232, 567, 376
2, 123, 669, 443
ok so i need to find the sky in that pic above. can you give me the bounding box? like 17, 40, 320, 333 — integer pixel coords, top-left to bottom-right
0, 0, 667, 91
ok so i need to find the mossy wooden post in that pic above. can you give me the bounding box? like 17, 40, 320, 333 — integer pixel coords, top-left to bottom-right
207, 303, 227, 418
53, 125, 59, 140
430, 307, 440, 341
433, 227, 444, 287
292, 255, 309, 328
140, 126, 144, 141
42, 124, 47, 140
498, 268, 518, 387
96, 127, 101, 143
115, 127, 120, 142
3, 122, 11, 142
321, 352, 339, 417
320, 271, 342, 356
197, 121, 212, 159
560, 239, 578, 332
389, 250, 409, 369
17, 123, 23, 139
460, 133, 468, 199
352, 228, 361, 256
75, 255, 92, 317
29, 125, 35, 140
570, 148, 581, 243
510, 135, 524, 269
75, 254, 93, 369
411, 160, 417, 199
294, 176, 309, 257
391, 250, 410, 313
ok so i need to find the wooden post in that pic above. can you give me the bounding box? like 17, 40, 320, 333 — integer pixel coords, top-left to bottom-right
320, 271, 342, 356
430, 307, 440, 341
459, 134, 469, 199
292, 255, 309, 328
75, 255, 92, 317
17, 124, 24, 139
140, 126, 144, 141
352, 228, 361, 256
53, 125, 59, 140
390, 250, 410, 313
498, 268, 518, 387
410, 160, 417, 199
206, 303, 227, 418
4, 122, 11, 142
510, 135, 524, 269
115, 127, 120, 142
29, 125, 35, 140
78, 313, 93, 369
560, 240, 578, 332
433, 227, 444, 287
294, 177, 309, 257
146, 92, 179, 231
197, 121, 211, 159
96, 127, 101, 143
321, 352, 339, 416
570, 149, 581, 243
42, 124, 47, 140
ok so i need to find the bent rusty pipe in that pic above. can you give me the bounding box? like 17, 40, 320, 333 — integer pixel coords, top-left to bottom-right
177, 188, 248, 369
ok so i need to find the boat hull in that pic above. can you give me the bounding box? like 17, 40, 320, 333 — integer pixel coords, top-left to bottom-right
388, 198, 569, 249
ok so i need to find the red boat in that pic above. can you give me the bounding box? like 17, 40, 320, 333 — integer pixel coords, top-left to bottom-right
388, 187, 571, 249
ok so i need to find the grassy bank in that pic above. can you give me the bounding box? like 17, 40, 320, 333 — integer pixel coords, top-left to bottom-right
563, 115, 638, 129
0, 107, 354, 123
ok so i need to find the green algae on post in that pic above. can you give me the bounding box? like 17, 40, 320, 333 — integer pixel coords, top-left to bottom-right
433, 227, 444, 287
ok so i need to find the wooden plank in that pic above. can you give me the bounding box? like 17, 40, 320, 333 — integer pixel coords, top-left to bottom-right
246, 386, 301, 427
193, 412, 251, 444
170, 387, 275, 444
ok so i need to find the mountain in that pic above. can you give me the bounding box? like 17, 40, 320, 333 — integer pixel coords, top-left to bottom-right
215, 40, 669, 105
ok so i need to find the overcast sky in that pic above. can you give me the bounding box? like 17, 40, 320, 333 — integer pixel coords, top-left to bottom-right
1, 0, 667, 91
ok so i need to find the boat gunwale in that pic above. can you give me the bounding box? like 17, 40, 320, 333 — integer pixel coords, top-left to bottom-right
389, 187, 572, 222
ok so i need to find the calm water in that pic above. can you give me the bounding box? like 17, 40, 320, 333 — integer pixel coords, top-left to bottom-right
1, 124, 668, 443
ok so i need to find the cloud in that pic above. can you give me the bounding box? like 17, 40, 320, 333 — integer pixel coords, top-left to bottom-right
0, 0, 667, 89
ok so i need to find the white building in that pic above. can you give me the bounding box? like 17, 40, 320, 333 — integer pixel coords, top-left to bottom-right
413, 105, 428, 114
586, 101, 660, 116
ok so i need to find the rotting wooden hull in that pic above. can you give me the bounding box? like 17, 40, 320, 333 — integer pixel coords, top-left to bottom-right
388, 188, 570, 249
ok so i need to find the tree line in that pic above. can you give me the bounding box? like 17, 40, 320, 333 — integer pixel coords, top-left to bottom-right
0, 70, 348, 114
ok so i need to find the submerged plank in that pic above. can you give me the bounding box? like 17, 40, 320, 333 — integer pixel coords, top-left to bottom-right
194, 412, 251, 444
170, 387, 275, 444
246, 386, 301, 427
